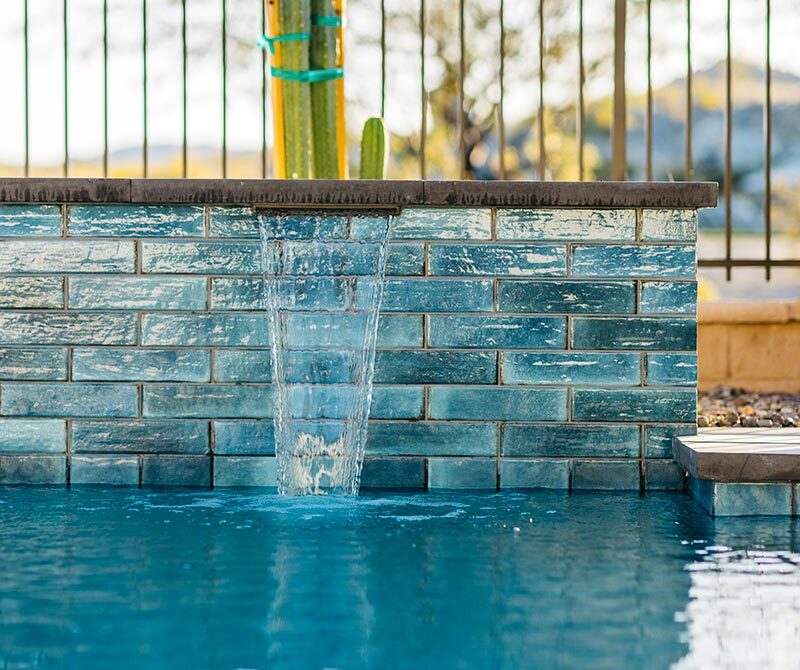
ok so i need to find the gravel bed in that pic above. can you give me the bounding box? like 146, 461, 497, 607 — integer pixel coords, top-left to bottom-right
698, 387, 800, 428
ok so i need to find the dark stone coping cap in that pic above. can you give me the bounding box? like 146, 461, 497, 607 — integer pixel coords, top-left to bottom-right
0, 178, 718, 208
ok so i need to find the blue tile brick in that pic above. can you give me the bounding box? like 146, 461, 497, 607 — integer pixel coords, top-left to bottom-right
713, 482, 793, 517
0, 455, 65, 485
572, 388, 696, 422
371, 387, 425, 419
348, 215, 393, 241
497, 280, 636, 314
260, 212, 353, 240
688, 475, 714, 514
211, 207, 348, 239
213, 456, 278, 488
571, 317, 696, 350
572, 460, 640, 490
640, 281, 697, 314
645, 424, 696, 458
428, 458, 497, 489
0, 349, 68, 381
641, 209, 697, 242
429, 387, 568, 421
0, 419, 66, 452
69, 277, 207, 310
141, 241, 261, 274
141, 455, 210, 487
503, 352, 641, 386
644, 460, 685, 491
281, 241, 384, 276
428, 315, 566, 349
496, 209, 636, 241
143, 385, 272, 419
646, 353, 697, 387
72, 349, 211, 382
0, 205, 62, 237
381, 279, 494, 312
0, 313, 136, 346
375, 351, 497, 384
213, 421, 275, 455
0, 277, 64, 308
388, 208, 492, 240
377, 316, 423, 348
214, 350, 271, 383
215, 350, 375, 384
366, 422, 498, 456
571, 245, 696, 278
386, 243, 426, 276
71, 420, 209, 454
0, 241, 134, 273
361, 458, 426, 489
1, 383, 138, 418
503, 424, 640, 458
211, 277, 348, 311
69, 205, 204, 237
70, 455, 139, 486
141, 314, 270, 347
271, 313, 417, 349
501, 459, 569, 489
429, 244, 566, 276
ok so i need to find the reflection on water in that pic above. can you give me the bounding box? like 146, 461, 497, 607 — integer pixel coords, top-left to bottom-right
675, 547, 800, 670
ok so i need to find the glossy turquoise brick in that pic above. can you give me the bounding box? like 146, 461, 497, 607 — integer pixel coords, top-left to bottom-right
374, 351, 497, 384
428, 315, 566, 349
572, 460, 640, 490
214, 350, 271, 383
688, 476, 714, 514
281, 387, 422, 420
143, 385, 272, 419
0, 240, 134, 273
215, 350, 370, 384
366, 422, 497, 456
211, 277, 348, 311
381, 279, 494, 312
371, 387, 425, 419
0, 204, 62, 236
503, 352, 641, 386
497, 280, 636, 314
645, 424, 696, 458
377, 316, 423, 348
0, 277, 64, 308
214, 456, 278, 488
640, 281, 697, 314
70, 455, 139, 486
211, 207, 348, 239
141, 314, 270, 347
0, 455, 65, 485
0, 349, 68, 381
0, 419, 66, 452
141, 455, 210, 487
501, 459, 569, 489
429, 244, 566, 276
572, 388, 696, 422
496, 209, 636, 241
503, 424, 640, 458
1, 383, 138, 418
571, 245, 696, 278
69, 205, 204, 237
646, 353, 697, 386
0, 313, 136, 346
71, 420, 209, 454
361, 458, 426, 490
387, 243, 426, 275
428, 458, 497, 489
644, 460, 685, 491
713, 482, 793, 517
283, 241, 386, 276
73, 349, 211, 382
69, 277, 207, 310
641, 209, 697, 241
388, 208, 491, 240
141, 241, 261, 274
429, 387, 568, 421
571, 317, 696, 350
275, 313, 414, 349
213, 421, 275, 455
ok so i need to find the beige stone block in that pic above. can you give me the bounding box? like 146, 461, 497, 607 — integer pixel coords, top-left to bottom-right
729, 323, 800, 387
698, 324, 729, 385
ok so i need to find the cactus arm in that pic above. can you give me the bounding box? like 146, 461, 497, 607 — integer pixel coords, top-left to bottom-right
359, 117, 389, 180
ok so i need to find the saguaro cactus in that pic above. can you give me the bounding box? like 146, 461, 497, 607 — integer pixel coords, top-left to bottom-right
310, 0, 340, 179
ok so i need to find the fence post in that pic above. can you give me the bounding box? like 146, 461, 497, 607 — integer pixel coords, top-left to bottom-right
612, 0, 626, 181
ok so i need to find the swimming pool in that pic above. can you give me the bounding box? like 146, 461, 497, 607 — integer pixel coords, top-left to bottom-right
0, 488, 797, 670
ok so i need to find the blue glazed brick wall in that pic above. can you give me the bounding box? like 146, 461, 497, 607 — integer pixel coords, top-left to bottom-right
0, 204, 698, 491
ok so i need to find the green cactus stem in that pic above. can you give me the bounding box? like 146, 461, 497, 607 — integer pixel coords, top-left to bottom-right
310, 0, 340, 179
280, 0, 312, 179
359, 117, 389, 180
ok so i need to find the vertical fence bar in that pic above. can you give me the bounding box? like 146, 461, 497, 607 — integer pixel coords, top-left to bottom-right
182, 0, 188, 178
419, 0, 427, 179
261, 0, 268, 178
380, 0, 386, 118
143, 0, 149, 177
764, 0, 772, 280
103, 0, 109, 177
221, 0, 228, 178
23, 0, 30, 176
612, 0, 626, 180
63, 0, 69, 176
458, 0, 466, 179
724, 0, 732, 280
685, 0, 693, 180
538, 0, 545, 180
645, 0, 653, 181
577, 0, 584, 181
498, 0, 506, 180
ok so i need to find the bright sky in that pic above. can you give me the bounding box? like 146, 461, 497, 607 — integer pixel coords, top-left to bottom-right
0, 0, 797, 168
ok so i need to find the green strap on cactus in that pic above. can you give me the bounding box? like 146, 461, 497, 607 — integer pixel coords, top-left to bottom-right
270, 66, 343, 82
257, 33, 311, 55
311, 15, 343, 27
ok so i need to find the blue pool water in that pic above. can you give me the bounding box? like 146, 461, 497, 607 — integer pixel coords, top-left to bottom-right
1, 489, 798, 670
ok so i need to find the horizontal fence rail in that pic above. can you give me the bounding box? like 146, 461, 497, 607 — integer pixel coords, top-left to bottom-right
5, 0, 797, 278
